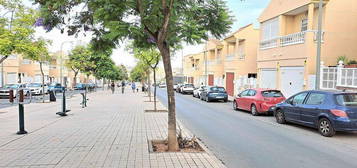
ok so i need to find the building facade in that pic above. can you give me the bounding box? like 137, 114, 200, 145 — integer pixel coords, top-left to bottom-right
257, 0, 357, 97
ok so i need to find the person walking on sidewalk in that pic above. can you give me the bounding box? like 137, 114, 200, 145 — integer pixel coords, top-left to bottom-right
131, 82, 136, 93
121, 81, 125, 94
110, 82, 115, 94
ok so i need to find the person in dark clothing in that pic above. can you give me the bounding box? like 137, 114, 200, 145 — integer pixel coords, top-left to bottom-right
121, 81, 125, 94
110, 82, 115, 94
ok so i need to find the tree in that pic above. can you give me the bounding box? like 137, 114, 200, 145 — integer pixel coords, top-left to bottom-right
133, 48, 161, 111
0, 0, 39, 64
36, 0, 233, 151
130, 62, 149, 83
24, 38, 51, 102
67, 45, 92, 88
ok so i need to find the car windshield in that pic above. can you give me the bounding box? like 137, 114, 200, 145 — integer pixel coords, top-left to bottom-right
49, 83, 58, 87
185, 84, 194, 87
76, 84, 83, 87
336, 93, 357, 106
262, 90, 284, 98
28, 83, 41, 87
210, 87, 225, 92
4, 84, 18, 89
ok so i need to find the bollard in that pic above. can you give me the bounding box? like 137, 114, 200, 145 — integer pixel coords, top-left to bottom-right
17, 90, 27, 135
56, 87, 70, 116
9, 90, 14, 103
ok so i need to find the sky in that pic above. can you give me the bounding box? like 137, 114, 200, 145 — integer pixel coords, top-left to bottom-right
30, 0, 271, 69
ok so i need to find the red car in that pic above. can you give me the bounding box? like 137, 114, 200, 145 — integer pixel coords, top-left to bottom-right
233, 89, 286, 116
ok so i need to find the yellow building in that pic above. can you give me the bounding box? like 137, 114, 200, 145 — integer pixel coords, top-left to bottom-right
0, 54, 21, 86
257, 0, 357, 97
183, 52, 205, 86
205, 39, 224, 87
222, 24, 259, 96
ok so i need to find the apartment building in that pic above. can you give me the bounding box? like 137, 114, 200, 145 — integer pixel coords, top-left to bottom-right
205, 39, 224, 87
0, 54, 21, 86
183, 52, 205, 86
257, 0, 357, 97
222, 24, 259, 96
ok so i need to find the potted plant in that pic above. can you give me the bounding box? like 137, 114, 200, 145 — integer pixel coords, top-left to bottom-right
346, 60, 357, 68
337, 55, 348, 65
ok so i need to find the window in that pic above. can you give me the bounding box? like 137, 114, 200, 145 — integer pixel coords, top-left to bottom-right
292, 92, 308, 105
248, 90, 257, 96
336, 93, 357, 106
261, 17, 279, 40
22, 59, 31, 64
240, 90, 250, 97
262, 90, 284, 98
301, 19, 308, 32
305, 93, 325, 105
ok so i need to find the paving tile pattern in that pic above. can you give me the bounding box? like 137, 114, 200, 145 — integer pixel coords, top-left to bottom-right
0, 89, 225, 168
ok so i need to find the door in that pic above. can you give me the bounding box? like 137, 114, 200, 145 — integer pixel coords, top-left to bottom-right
300, 93, 326, 126
284, 92, 308, 122
208, 74, 214, 86
260, 69, 277, 89
246, 89, 257, 110
237, 89, 250, 110
226, 72, 234, 96
280, 67, 304, 98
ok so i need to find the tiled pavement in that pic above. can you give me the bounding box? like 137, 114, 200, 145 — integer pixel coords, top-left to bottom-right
0, 89, 225, 168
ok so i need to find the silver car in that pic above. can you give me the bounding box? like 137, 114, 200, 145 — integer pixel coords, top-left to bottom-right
0, 84, 30, 98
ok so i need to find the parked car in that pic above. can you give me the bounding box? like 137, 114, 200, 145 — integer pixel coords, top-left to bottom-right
274, 90, 357, 137
74, 83, 86, 90
159, 83, 166, 88
193, 86, 206, 98
180, 84, 194, 94
0, 84, 30, 98
48, 83, 63, 93
173, 84, 179, 90
176, 84, 183, 93
200, 86, 228, 102
233, 89, 286, 116
27, 83, 48, 95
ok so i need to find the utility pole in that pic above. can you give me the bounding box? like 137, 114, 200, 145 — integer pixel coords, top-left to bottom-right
204, 42, 208, 86
315, 0, 323, 90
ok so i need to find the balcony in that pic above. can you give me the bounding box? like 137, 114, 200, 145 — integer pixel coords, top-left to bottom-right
259, 31, 324, 50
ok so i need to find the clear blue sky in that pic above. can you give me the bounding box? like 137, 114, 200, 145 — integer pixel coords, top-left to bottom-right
226, 0, 270, 30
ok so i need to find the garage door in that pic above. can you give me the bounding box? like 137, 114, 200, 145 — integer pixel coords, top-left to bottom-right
260, 69, 277, 89
208, 74, 214, 86
280, 67, 304, 98
226, 72, 234, 96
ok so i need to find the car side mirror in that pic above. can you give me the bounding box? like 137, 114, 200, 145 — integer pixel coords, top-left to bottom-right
237, 94, 241, 97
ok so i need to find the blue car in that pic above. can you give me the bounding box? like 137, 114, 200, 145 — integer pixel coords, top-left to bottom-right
48, 83, 63, 93
274, 90, 357, 137
200, 86, 228, 102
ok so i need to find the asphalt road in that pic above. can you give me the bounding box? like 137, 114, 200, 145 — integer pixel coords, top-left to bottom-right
156, 88, 357, 168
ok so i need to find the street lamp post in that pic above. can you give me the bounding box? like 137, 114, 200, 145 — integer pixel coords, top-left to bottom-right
315, 0, 323, 90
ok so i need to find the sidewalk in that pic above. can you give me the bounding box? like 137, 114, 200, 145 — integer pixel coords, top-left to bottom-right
0, 89, 225, 168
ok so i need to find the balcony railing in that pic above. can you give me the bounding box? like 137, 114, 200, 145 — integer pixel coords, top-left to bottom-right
280, 31, 305, 46
260, 31, 324, 50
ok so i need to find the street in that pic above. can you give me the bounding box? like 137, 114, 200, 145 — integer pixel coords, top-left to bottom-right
156, 88, 357, 168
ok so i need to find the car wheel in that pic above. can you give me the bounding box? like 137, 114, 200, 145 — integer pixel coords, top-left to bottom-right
233, 101, 238, 110
251, 104, 258, 116
224, 99, 228, 102
275, 109, 286, 124
318, 118, 335, 137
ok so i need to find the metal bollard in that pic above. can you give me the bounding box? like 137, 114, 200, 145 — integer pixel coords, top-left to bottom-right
17, 90, 27, 135
56, 87, 70, 116
9, 90, 14, 103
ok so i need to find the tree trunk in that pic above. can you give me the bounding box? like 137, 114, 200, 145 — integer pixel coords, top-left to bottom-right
147, 71, 152, 101
73, 71, 78, 89
157, 42, 178, 151
153, 67, 157, 111
39, 62, 45, 103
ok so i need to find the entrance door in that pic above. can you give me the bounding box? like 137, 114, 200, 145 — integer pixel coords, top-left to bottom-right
208, 74, 214, 86
226, 72, 234, 96
280, 67, 304, 97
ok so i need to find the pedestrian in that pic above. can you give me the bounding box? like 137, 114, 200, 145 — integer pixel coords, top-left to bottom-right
121, 80, 125, 94
131, 82, 136, 93
111, 82, 115, 94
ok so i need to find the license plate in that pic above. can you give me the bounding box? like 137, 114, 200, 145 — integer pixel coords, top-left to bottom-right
216, 96, 224, 99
